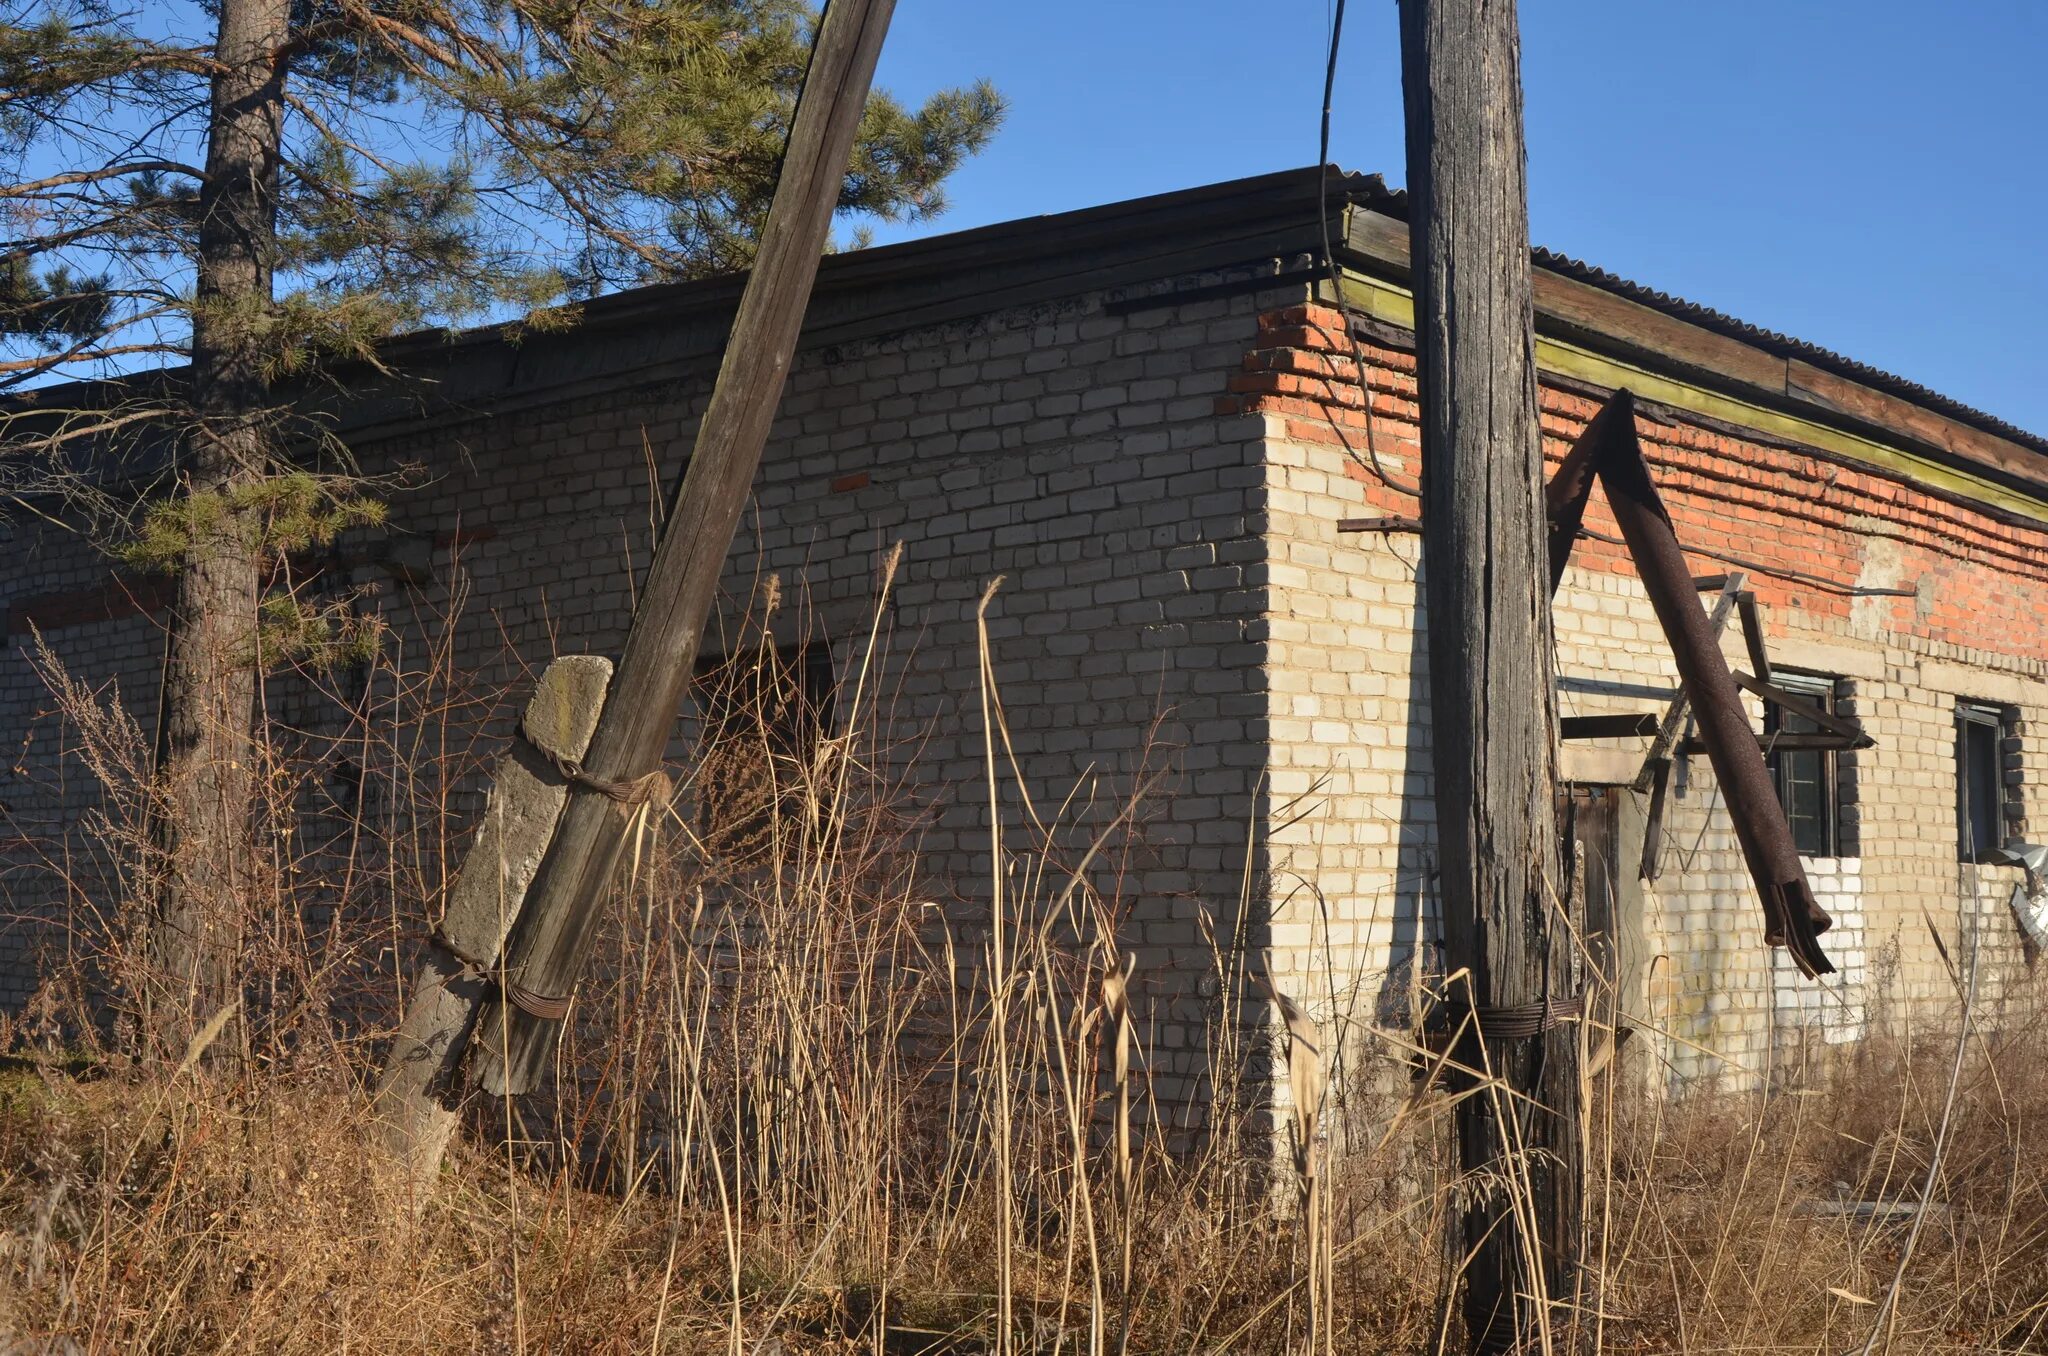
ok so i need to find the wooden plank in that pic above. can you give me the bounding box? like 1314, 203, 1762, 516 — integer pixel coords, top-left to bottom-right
1560, 713, 1660, 740
1632, 573, 1745, 791
1785, 357, 2048, 488
1531, 270, 1791, 394
1341, 206, 1414, 278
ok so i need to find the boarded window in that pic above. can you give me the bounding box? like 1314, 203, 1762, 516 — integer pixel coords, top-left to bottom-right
1766, 671, 1840, 858
692, 640, 836, 855
1956, 701, 2009, 863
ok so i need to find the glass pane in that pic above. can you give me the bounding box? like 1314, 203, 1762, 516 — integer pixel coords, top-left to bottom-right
1768, 676, 1836, 857
1959, 716, 2003, 861
1781, 749, 1828, 856
1974, 722, 2002, 859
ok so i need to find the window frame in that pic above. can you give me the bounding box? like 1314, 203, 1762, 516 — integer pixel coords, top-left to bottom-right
1764, 669, 1841, 859
691, 639, 838, 851
1956, 700, 2009, 864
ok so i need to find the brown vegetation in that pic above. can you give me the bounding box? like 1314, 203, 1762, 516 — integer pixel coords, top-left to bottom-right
1, 578, 2044, 1353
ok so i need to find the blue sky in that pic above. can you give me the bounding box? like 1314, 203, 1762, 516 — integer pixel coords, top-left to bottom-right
868, 1, 2048, 435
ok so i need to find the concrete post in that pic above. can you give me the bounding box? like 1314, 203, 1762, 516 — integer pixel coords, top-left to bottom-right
371, 654, 612, 1201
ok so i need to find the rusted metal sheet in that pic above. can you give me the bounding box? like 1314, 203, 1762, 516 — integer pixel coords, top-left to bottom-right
1548, 390, 1836, 978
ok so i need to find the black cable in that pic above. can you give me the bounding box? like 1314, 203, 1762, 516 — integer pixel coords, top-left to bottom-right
1341, 516, 1918, 599
1317, 0, 1422, 498
1571, 525, 1918, 599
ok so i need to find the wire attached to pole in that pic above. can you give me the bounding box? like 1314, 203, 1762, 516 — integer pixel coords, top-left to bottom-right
1318, 0, 1422, 499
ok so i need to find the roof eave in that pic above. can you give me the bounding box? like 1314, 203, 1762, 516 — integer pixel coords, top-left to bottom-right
1340, 196, 2048, 502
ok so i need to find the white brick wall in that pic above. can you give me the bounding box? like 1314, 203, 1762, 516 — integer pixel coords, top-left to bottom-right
3, 265, 2042, 1122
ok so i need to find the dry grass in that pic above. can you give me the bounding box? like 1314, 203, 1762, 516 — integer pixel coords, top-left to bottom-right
1597, 1013, 2048, 1352
1, 567, 2046, 1352
7, 987, 2044, 1353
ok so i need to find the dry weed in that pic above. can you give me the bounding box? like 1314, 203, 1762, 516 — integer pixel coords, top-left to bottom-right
0, 563, 2044, 1353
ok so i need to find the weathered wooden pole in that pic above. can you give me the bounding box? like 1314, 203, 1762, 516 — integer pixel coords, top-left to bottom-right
1395, 0, 1584, 1350
466, 0, 897, 1096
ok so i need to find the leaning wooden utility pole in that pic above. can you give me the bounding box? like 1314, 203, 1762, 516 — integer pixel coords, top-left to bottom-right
375, 0, 897, 1172
1396, 0, 1584, 1351
466, 0, 898, 1098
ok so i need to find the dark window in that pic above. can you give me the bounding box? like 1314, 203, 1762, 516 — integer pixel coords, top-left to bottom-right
692, 640, 836, 852
1766, 672, 1839, 858
1957, 702, 2008, 863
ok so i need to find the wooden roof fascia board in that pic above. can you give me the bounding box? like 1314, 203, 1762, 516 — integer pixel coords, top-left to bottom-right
376, 167, 1345, 366
328, 230, 1329, 445
1782, 359, 2048, 485
28, 165, 2041, 514
1344, 178, 2048, 460
1542, 344, 2048, 525
1330, 271, 2048, 526
1344, 209, 1790, 400
16, 168, 1345, 436
795, 223, 1326, 350
1341, 205, 2048, 517
1102, 264, 1329, 315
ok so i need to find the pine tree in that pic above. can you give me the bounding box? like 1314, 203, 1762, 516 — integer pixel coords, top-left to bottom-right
0, 0, 1002, 1053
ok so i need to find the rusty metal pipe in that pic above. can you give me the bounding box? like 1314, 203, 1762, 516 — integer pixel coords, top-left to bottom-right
1549, 391, 1834, 977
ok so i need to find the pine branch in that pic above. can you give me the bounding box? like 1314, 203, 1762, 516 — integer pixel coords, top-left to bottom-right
0, 336, 181, 383
0, 160, 206, 198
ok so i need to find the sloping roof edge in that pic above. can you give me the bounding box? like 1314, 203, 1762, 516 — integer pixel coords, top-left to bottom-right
1322, 168, 2048, 463
15, 165, 2043, 490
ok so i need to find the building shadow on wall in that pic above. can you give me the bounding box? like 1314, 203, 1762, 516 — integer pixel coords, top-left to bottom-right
1375, 568, 1442, 1062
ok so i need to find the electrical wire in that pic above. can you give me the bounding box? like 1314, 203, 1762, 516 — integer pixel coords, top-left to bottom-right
1570, 525, 1919, 600
1340, 517, 1919, 599
1316, 5, 1923, 610
1317, 0, 1422, 499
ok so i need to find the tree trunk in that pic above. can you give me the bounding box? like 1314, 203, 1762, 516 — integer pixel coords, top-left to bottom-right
150, 0, 289, 1056
1396, 0, 1583, 1350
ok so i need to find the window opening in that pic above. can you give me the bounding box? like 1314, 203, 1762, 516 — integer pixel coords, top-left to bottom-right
1957, 701, 2009, 864
1766, 670, 1839, 858
692, 640, 837, 853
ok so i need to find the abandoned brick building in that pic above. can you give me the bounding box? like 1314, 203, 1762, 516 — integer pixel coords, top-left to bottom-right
3, 167, 2044, 1097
